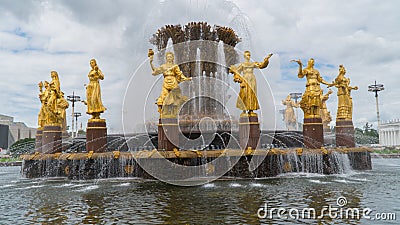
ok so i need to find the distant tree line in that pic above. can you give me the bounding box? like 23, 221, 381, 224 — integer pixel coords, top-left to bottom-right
354, 125, 379, 145
9, 138, 35, 157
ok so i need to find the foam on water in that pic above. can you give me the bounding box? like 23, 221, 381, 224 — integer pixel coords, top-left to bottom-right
229, 183, 243, 187
347, 177, 370, 182
308, 179, 331, 184
202, 183, 216, 188
16, 185, 45, 190
55, 183, 75, 188
249, 183, 265, 187
75, 185, 99, 192
277, 172, 326, 178
333, 179, 360, 184
113, 182, 130, 187
0, 184, 15, 188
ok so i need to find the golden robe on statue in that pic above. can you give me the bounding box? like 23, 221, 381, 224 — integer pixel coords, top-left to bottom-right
230, 51, 273, 114
86, 59, 106, 118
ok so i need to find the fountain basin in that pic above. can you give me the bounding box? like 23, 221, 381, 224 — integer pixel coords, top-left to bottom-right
21, 147, 372, 180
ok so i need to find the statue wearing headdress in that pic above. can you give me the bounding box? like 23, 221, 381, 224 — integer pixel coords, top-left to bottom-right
148, 49, 191, 118
38, 71, 69, 127
328, 65, 358, 120
229, 51, 273, 116
85, 59, 106, 121
292, 58, 330, 118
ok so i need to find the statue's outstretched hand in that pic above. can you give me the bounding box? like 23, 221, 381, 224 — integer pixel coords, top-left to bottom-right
148, 49, 154, 62
290, 59, 302, 65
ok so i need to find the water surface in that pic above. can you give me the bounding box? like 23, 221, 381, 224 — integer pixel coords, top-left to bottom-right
0, 158, 398, 224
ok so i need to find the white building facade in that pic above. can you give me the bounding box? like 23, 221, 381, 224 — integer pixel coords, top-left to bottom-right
379, 119, 400, 146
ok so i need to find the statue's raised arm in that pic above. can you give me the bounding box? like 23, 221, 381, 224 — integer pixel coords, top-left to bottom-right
295, 58, 329, 118
229, 50, 273, 116
291, 59, 304, 78
149, 50, 191, 117
148, 49, 163, 75
256, 53, 273, 69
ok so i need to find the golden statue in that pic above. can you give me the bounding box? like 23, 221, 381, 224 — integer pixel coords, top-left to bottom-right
57, 92, 69, 132
148, 49, 191, 118
85, 59, 106, 121
38, 71, 69, 127
320, 89, 333, 131
282, 94, 299, 130
38, 81, 49, 128
328, 65, 358, 120
229, 51, 273, 116
292, 58, 330, 118
45, 71, 62, 126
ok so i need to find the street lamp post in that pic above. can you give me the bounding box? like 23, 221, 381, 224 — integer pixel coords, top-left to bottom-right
74, 112, 82, 137
67, 92, 81, 138
368, 81, 384, 128
290, 92, 302, 131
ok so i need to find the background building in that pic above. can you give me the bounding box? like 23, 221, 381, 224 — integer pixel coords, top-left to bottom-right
0, 114, 36, 151
379, 119, 400, 146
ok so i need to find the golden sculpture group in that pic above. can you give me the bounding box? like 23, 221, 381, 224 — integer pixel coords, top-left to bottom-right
37, 52, 357, 142
38, 71, 69, 131
278, 59, 357, 131
38, 59, 106, 131
147, 49, 357, 139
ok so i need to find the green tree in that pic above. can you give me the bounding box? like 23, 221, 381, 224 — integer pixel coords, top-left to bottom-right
355, 127, 379, 145
9, 138, 35, 157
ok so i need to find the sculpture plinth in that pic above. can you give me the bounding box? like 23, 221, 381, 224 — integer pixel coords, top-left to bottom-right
323, 125, 331, 133
35, 128, 43, 153
303, 118, 324, 148
86, 120, 107, 153
239, 114, 260, 150
158, 118, 179, 151
335, 119, 355, 147
42, 125, 62, 153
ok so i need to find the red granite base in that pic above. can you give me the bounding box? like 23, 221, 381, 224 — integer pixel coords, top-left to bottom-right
303, 118, 324, 149
86, 120, 107, 153
336, 120, 355, 147
42, 125, 62, 154
239, 115, 260, 150
158, 118, 179, 151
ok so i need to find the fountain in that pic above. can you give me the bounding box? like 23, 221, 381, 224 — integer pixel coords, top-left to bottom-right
21, 22, 372, 183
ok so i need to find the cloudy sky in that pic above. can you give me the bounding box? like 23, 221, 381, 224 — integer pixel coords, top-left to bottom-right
1, 0, 399, 133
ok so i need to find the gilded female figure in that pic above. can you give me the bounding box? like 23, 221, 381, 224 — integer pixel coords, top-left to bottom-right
148, 50, 191, 116
282, 94, 299, 130
57, 92, 69, 132
328, 65, 358, 120
46, 71, 61, 125
86, 59, 106, 120
229, 51, 273, 116
292, 58, 330, 118
38, 81, 49, 127
320, 89, 333, 130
